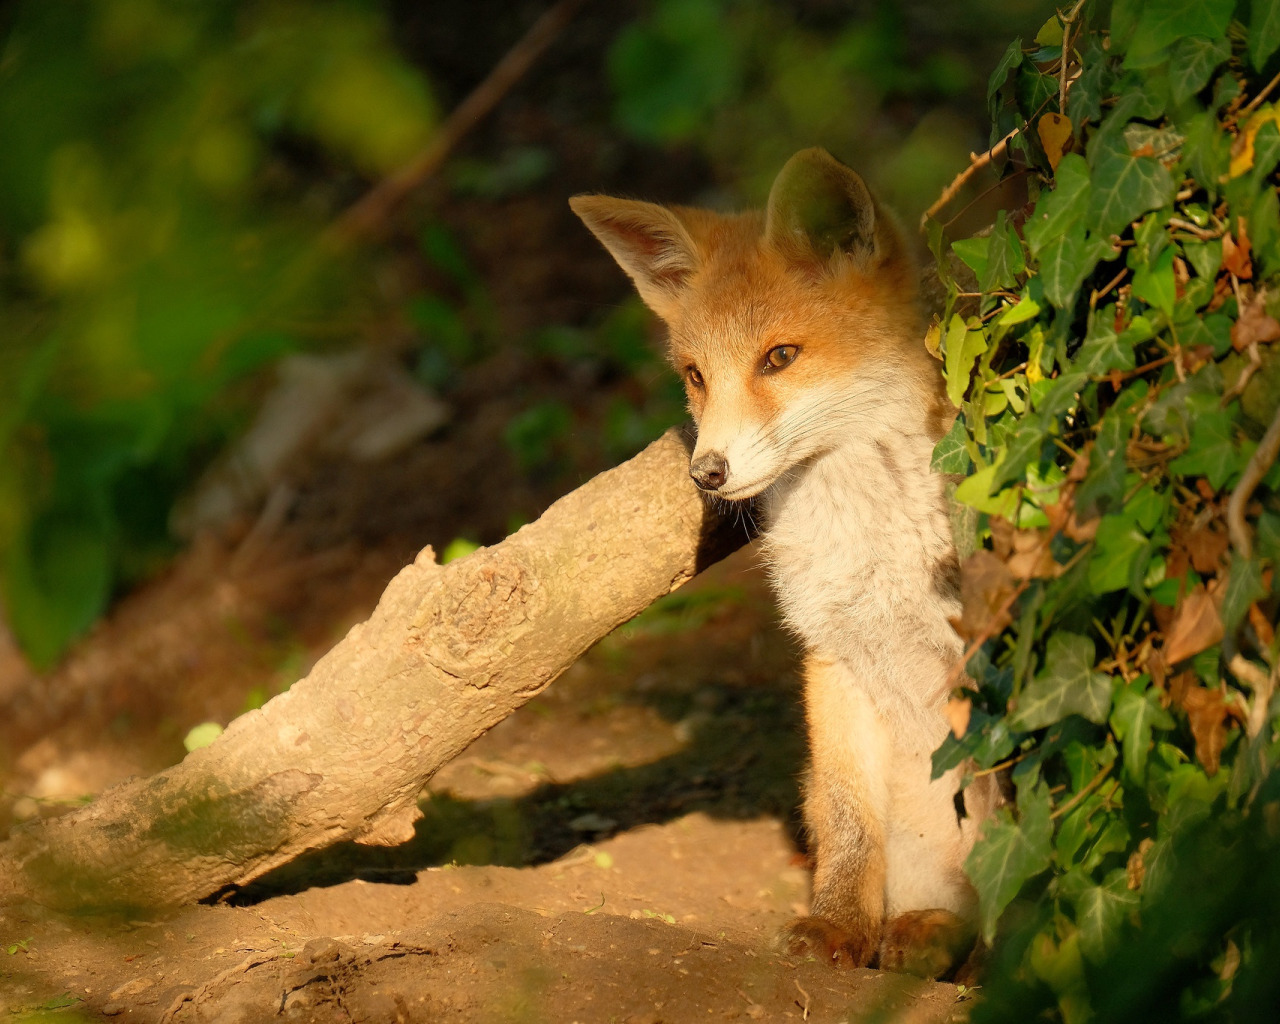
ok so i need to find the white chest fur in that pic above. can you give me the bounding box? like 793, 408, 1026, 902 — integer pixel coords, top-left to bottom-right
760, 424, 961, 729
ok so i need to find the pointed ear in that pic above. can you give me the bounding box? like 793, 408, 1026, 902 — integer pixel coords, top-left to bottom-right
569, 195, 699, 319
764, 148, 879, 268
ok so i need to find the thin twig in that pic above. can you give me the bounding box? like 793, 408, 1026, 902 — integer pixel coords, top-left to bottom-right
1167, 217, 1221, 241
1057, 0, 1089, 112
1229, 654, 1278, 741
1241, 67, 1280, 118
921, 122, 1024, 229
1099, 353, 1176, 386
942, 167, 1034, 231
793, 979, 812, 1020
1227, 397, 1280, 558
331, 0, 588, 243
972, 750, 1031, 778
1089, 267, 1128, 309
1050, 763, 1113, 820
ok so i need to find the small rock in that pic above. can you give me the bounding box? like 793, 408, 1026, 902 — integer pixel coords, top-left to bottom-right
109, 978, 153, 999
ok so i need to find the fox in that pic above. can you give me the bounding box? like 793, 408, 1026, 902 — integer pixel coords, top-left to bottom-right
570, 148, 998, 977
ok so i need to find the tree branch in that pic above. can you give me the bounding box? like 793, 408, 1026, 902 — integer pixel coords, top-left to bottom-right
0, 429, 746, 911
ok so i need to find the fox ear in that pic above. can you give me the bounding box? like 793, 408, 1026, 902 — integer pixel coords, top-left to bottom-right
765, 148, 878, 267
569, 195, 699, 319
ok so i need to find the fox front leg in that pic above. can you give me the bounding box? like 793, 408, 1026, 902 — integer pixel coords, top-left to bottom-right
785, 656, 888, 967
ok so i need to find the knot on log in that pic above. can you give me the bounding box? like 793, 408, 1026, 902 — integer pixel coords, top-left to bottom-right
411, 553, 544, 684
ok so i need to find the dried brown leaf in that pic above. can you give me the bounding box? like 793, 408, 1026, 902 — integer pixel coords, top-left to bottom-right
1222, 223, 1253, 280
989, 518, 1056, 578
1231, 290, 1280, 351
1008, 528, 1057, 579
1248, 602, 1275, 648
1163, 584, 1225, 665
1143, 644, 1168, 690
1177, 683, 1231, 776
1044, 499, 1098, 542
1168, 669, 1196, 707
1067, 445, 1091, 483
1127, 837, 1154, 891
956, 550, 1017, 641
1184, 524, 1229, 575
989, 516, 1015, 559
1209, 273, 1233, 312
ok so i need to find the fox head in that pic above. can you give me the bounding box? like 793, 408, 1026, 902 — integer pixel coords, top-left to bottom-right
571, 148, 936, 501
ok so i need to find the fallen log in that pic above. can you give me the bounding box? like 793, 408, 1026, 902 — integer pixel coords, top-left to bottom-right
2, 428, 745, 911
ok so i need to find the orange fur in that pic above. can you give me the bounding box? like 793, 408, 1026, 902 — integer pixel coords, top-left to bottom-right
572, 149, 992, 979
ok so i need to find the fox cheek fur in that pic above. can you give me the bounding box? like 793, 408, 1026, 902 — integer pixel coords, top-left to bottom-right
571, 148, 994, 978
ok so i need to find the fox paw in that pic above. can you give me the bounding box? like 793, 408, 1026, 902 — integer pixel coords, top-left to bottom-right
784, 915, 877, 968
879, 909, 975, 980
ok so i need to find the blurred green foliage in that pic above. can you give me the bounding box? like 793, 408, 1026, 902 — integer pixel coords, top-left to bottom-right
0, 0, 1052, 672
606, 0, 1043, 216
0, 0, 436, 666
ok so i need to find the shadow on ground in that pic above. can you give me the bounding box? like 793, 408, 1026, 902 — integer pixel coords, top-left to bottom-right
227, 679, 807, 902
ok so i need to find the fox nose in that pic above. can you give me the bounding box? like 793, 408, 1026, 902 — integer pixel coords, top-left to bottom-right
690, 452, 728, 491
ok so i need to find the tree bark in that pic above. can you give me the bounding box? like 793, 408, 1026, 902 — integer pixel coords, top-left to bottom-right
1, 429, 746, 911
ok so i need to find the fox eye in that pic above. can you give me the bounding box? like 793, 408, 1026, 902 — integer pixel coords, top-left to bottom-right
764, 345, 799, 370
686, 365, 705, 389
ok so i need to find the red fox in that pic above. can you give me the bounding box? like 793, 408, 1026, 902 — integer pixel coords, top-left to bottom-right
571, 148, 997, 977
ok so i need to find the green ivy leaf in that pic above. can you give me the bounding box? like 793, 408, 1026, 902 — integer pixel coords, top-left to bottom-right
1075, 869, 1140, 963
1248, 120, 1280, 192
1088, 133, 1176, 238
1169, 35, 1232, 105
1076, 410, 1130, 519
1076, 326, 1137, 376
952, 236, 991, 281
1178, 313, 1233, 358
1111, 681, 1175, 779
997, 292, 1042, 325
1181, 237, 1222, 282
932, 708, 1016, 778
954, 462, 1019, 517
981, 213, 1027, 292
993, 418, 1048, 489
1009, 632, 1113, 730
1251, 0, 1280, 69
932, 417, 973, 474
966, 780, 1053, 944
1067, 39, 1111, 128
988, 37, 1025, 100
1168, 407, 1247, 489
1126, 0, 1233, 67
1130, 246, 1177, 315
1179, 108, 1231, 190
1220, 552, 1267, 634
1034, 370, 1089, 420
944, 317, 988, 408
1088, 515, 1149, 595
1039, 230, 1092, 309
1026, 154, 1092, 257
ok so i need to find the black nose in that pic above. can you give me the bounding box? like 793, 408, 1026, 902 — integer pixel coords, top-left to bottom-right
690, 452, 728, 491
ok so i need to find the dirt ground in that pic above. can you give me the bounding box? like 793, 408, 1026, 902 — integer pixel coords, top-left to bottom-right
0, 541, 971, 1023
